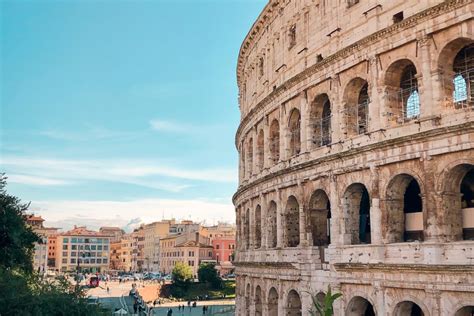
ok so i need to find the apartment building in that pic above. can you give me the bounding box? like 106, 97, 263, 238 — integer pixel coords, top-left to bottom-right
26, 215, 59, 273
55, 226, 110, 273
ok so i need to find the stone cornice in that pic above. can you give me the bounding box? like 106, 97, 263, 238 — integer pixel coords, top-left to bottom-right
235, 0, 470, 148
233, 121, 474, 204
234, 261, 296, 269
334, 262, 474, 273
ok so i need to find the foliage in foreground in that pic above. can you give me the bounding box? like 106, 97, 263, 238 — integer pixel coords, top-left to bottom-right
308, 286, 342, 316
0, 174, 106, 316
197, 263, 222, 289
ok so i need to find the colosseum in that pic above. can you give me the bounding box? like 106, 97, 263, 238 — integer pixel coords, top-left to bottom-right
232, 0, 474, 315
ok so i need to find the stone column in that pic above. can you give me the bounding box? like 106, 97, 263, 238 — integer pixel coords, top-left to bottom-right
280, 103, 290, 162
368, 55, 382, 132
329, 174, 343, 246
423, 157, 442, 242
300, 92, 309, 154
370, 165, 382, 245
418, 34, 435, 117
276, 190, 284, 248
252, 128, 258, 177
299, 183, 308, 247
260, 194, 267, 250
263, 116, 271, 170
278, 285, 285, 316
331, 75, 343, 144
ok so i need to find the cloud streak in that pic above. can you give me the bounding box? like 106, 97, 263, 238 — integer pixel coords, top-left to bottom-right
1, 156, 237, 191
30, 197, 235, 232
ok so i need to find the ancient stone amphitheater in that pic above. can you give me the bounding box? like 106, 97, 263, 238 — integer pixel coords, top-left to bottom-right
233, 0, 474, 315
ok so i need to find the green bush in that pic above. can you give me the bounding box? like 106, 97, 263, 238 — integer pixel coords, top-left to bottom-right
197, 263, 222, 289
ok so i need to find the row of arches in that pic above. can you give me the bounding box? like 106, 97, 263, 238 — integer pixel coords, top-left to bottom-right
239, 163, 474, 250
243, 284, 474, 316
241, 39, 474, 179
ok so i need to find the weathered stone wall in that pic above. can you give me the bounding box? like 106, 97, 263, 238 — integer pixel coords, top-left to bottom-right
234, 0, 474, 315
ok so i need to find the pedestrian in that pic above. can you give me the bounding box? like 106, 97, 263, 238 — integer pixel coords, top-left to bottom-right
133, 302, 138, 314
167, 308, 173, 316
107, 286, 109, 294
202, 305, 206, 314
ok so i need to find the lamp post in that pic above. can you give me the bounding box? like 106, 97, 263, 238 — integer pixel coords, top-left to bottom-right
75, 244, 90, 288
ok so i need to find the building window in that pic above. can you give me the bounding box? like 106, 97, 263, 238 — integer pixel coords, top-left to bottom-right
216, 245, 220, 250
62, 258, 67, 264
63, 238, 68, 243
70, 258, 76, 264
71, 238, 77, 243
258, 56, 264, 78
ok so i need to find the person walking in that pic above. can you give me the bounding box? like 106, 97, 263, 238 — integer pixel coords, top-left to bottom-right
167, 308, 173, 316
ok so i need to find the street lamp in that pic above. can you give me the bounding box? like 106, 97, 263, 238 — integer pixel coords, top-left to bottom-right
76, 244, 91, 287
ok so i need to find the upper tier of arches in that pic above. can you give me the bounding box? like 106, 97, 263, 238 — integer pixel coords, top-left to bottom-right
238, 36, 474, 185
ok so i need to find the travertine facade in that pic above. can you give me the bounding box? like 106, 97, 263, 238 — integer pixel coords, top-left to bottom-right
233, 0, 474, 315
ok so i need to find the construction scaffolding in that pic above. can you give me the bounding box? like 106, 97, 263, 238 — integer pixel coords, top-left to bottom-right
311, 115, 332, 147
345, 100, 369, 136
452, 44, 474, 110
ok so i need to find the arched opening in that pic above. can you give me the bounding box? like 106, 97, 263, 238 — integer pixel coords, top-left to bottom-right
268, 287, 279, 316
267, 201, 278, 248
285, 196, 300, 247
288, 108, 301, 156
438, 38, 474, 109
287, 290, 302, 316
257, 129, 264, 170
344, 78, 370, 137
455, 306, 474, 316
453, 44, 474, 108
442, 164, 474, 240
310, 94, 332, 147
346, 296, 375, 316
245, 283, 251, 316
385, 174, 424, 243
247, 138, 253, 177
241, 146, 245, 179
255, 205, 262, 249
394, 301, 424, 316
269, 119, 280, 164
384, 59, 420, 124
244, 209, 250, 249
255, 286, 263, 316
343, 183, 371, 245
308, 189, 331, 246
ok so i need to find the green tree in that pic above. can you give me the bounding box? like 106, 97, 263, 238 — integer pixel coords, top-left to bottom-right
0, 175, 107, 315
171, 262, 193, 284
197, 263, 222, 289
0, 175, 40, 273
307, 286, 342, 316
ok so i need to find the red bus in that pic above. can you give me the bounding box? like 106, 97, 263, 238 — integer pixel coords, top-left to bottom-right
89, 276, 100, 288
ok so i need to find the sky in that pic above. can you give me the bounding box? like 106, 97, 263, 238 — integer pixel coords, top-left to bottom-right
0, 0, 266, 231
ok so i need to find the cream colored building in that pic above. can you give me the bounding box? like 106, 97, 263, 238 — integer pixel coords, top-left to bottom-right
234, 0, 474, 315
26, 215, 58, 273
143, 221, 172, 272
159, 232, 213, 277
55, 226, 110, 273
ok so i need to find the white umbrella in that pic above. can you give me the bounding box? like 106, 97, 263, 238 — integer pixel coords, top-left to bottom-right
113, 308, 128, 315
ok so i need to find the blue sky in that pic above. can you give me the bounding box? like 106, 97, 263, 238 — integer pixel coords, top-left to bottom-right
1, 0, 265, 231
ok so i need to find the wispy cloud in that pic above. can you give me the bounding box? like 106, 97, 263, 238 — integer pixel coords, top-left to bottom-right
1, 156, 237, 191
30, 197, 235, 232
38, 126, 142, 142
149, 119, 188, 133
7, 174, 70, 186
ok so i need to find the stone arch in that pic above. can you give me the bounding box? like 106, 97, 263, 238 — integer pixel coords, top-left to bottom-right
247, 137, 253, 177
244, 208, 250, 249
308, 189, 331, 246
245, 283, 251, 316
267, 200, 278, 248
437, 37, 474, 109
241, 145, 246, 179
255, 285, 263, 316
343, 183, 371, 245
439, 163, 474, 240
269, 119, 280, 164
286, 289, 302, 316
268, 287, 279, 316
393, 300, 427, 316
384, 59, 420, 124
257, 129, 264, 170
346, 296, 376, 316
343, 77, 370, 136
285, 195, 300, 247
288, 108, 301, 156
385, 173, 424, 243
455, 306, 474, 316
310, 93, 332, 147
254, 204, 262, 248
